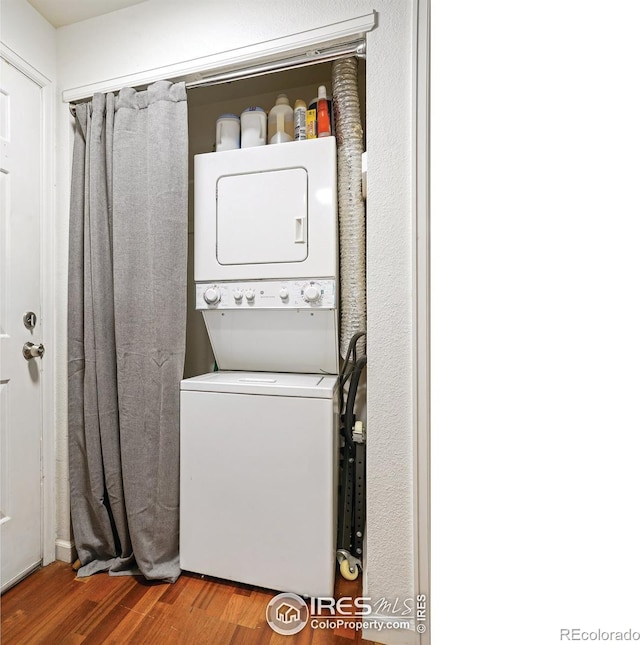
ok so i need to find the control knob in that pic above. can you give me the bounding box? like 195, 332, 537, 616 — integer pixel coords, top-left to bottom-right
245, 289, 255, 303
279, 287, 289, 301
233, 289, 243, 302
302, 284, 321, 303
203, 286, 221, 305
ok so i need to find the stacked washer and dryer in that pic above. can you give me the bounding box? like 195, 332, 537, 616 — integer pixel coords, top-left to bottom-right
180, 137, 340, 598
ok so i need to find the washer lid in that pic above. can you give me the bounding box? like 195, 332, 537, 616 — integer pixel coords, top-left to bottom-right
180, 371, 338, 398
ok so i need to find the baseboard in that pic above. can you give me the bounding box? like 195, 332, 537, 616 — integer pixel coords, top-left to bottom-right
55, 539, 77, 564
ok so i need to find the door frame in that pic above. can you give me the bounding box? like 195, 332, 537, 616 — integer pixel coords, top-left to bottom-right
413, 1, 430, 643
1, 42, 56, 567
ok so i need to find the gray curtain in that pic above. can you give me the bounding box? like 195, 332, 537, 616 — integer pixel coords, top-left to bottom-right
68, 81, 188, 583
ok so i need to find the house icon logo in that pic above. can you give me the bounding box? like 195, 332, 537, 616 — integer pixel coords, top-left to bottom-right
276, 602, 301, 624
266, 592, 309, 635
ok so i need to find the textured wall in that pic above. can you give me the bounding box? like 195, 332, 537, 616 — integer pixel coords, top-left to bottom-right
54, 1, 418, 636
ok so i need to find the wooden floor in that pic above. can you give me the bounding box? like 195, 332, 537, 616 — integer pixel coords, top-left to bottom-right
1, 562, 382, 644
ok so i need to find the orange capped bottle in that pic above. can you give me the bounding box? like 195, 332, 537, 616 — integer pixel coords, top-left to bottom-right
317, 85, 331, 138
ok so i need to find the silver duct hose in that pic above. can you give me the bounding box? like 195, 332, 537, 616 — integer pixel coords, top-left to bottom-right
332, 57, 366, 358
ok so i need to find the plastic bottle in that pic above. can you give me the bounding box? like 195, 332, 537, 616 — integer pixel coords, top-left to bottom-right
294, 99, 307, 141
269, 113, 293, 144
317, 85, 331, 138
268, 94, 294, 144
306, 95, 317, 140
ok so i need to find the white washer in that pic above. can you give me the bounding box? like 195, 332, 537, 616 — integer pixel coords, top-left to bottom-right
179, 371, 339, 598
194, 137, 339, 374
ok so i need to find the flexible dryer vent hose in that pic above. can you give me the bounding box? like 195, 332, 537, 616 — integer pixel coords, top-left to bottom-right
332, 57, 366, 358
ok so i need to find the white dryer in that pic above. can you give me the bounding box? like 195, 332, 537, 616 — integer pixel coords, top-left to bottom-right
180, 371, 339, 598
194, 137, 339, 374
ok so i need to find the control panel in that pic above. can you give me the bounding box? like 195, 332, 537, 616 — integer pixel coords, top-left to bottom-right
196, 279, 337, 310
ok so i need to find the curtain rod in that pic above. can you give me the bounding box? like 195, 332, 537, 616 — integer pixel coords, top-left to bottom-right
69, 40, 365, 116
184, 39, 365, 90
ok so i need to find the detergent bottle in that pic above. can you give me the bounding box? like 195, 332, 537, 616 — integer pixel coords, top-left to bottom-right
268, 94, 294, 144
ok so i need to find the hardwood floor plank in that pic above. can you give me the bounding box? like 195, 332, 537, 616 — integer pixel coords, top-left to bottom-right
156, 579, 185, 605
86, 581, 169, 644
57, 633, 87, 644
185, 614, 238, 645
274, 624, 315, 645
82, 579, 151, 640
229, 624, 274, 645
1, 565, 79, 643
23, 599, 97, 645
158, 571, 199, 606
73, 577, 139, 637
125, 600, 183, 644
0, 563, 383, 645
0, 608, 27, 643
191, 576, 219, 611
194, 577, 235, 617
310, 626, 340, 645
220, 588, 274, 629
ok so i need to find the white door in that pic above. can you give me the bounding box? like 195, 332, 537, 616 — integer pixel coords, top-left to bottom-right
0, 58, 44, 592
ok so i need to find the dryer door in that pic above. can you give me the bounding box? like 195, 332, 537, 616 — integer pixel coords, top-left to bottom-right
217, 168, 308, 265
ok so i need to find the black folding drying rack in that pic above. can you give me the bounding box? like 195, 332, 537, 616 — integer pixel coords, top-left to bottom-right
336, 332, 367, 581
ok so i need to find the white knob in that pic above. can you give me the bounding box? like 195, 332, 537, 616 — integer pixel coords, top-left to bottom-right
203, 286, 220, 305
233, 289, 243, 302
245, 289, 255, 302
303, 284, 321, 303
279, 288, 289, 300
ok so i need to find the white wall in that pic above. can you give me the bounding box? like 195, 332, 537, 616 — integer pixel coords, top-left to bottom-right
55, 0, 419, 640
0, 0, 56, 81
432, 0, 640, 643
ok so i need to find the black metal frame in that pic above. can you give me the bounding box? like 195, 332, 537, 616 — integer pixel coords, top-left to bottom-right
336, 333, 367, 568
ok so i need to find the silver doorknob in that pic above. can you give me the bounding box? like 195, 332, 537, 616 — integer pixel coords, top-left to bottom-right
23, 342, 45, 360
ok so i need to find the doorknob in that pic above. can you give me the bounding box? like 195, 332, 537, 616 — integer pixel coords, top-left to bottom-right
23, 342, 45, 360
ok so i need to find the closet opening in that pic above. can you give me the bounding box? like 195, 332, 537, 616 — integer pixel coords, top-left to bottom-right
184, 60, 367, 379
182, 59, 368, 596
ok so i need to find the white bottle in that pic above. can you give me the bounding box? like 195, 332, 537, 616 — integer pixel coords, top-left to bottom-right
240, 106, 267, 148
268, 94, 294, 144
215, 114, 240, 151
